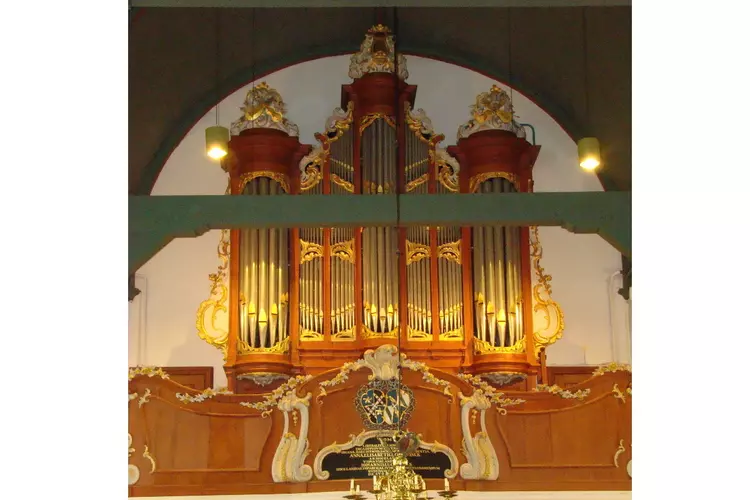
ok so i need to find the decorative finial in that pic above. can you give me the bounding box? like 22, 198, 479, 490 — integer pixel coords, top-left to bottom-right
457, 85, 526, 141
348, 25, 409, 81
230, 82, 299, 137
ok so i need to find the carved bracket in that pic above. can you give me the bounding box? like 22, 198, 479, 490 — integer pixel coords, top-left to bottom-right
272, 391, 314, 483
458, 390, 499, 480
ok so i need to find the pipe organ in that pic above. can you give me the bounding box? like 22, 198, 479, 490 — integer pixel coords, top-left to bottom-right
201, 25, 560, 393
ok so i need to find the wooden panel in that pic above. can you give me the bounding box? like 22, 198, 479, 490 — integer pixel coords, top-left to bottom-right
547, 366, 597, 388
129, 365, 630, 497
160, 366, 214, 390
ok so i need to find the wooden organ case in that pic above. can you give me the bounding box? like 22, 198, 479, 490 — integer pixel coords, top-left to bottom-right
132, 26, 631, 497
215, 26, 547, 391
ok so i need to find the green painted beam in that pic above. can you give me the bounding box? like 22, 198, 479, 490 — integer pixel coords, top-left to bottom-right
131, 0, 631, 7
129, 192, 630, 272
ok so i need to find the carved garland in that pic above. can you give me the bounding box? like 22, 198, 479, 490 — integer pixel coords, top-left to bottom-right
240, 374, 313, 417
533, 384, 590, 401
176, 387, 232, 404
457, 373, 526, 414
592, 362, 632, 376
530, 226, 565, 356
317, 345, 454, 404
473, 336, 526, 355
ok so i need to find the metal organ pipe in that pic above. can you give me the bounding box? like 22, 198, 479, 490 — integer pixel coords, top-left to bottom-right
472, 177, 523, 348
239, 177, 290, 351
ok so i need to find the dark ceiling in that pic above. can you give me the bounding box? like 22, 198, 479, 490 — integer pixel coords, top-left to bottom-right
129, 6, 631, 194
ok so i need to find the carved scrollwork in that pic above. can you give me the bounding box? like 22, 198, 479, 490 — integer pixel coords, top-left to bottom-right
230, 82, 299, 137
437, 240, 461, 265
317, 345, 455, 404
433, 148, 461, 192
299, 145, 325, 192
331, 239, 355, 263
238, 335, 291, 355
458, 390, 498, 480
473, 336, 526, 355
360, 112, 396, 134
405, 173, 429, 192
194, 229, 230, 358
457, 85, 525, 141
406, 240, 431, 265
348, 25, 409, 81
457, 373, 526, 414
300, 239, 324, 263
530, 226, 565, 356
272, 392, 314, 483
331, 173, 354, 193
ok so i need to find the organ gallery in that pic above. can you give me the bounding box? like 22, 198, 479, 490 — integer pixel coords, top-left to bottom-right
128, 25, 632, 498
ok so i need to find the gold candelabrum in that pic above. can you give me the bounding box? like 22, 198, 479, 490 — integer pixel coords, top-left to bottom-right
344, 454, 458, 500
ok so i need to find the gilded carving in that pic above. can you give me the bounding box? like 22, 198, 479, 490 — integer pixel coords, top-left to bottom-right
238, 171, 291, 194
230, 82, 299, 137
240, 374, 313, 418
361, 324, 399, 340
614, 439, 626, 468
359, 112, 396, 134
300, 328, 324, 341
437, 240, 461, 265
196, 229, 230, 358
592, 362, 632, 377
432, 148, 461, 192
405, 173, 429, 192
533, 384, 590, 401
143, 445, 156, 474
439, 326, 464, 341
469, 172, 519, 193
611, 383, 632, 404
408, 326, 431, 341
317, 345, 454, 404
406, 240, 431, 265
331, 173, 355, 193
457, 373, 526, 414
331, 327, 356, 341
349, 25, 409, 81
300, 239, 324, 263
457, 85, 526, 141
238, 335, 291, 355
324, 101, 354, 139
331, 239, 355, 263
176, 387, 232, 404
299, 145, 325, 192
530, 226, 565, 356
474, 336, 526, 355
128, 366, 170, 381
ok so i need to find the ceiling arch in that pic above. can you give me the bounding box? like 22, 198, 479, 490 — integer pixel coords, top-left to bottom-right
129, 7, 630, 194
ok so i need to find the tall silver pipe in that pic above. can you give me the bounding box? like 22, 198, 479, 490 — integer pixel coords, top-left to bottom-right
268, 182, 278, 347
279, 217, 288, 341
474, 218, 486, 342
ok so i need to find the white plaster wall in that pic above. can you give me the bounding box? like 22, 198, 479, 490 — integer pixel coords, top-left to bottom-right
130, 56, 630, 386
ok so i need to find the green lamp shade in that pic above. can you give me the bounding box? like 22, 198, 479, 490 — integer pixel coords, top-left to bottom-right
577, 137, 601, 171
205, 126, 230, 160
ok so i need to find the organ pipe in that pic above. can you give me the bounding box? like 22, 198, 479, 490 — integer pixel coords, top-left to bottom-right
239, 177, 290, 352
472, 177, 524, 348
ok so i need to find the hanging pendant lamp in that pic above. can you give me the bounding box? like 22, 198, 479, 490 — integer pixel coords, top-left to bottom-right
577, 137, 601, 171
205, 8, 229, 162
